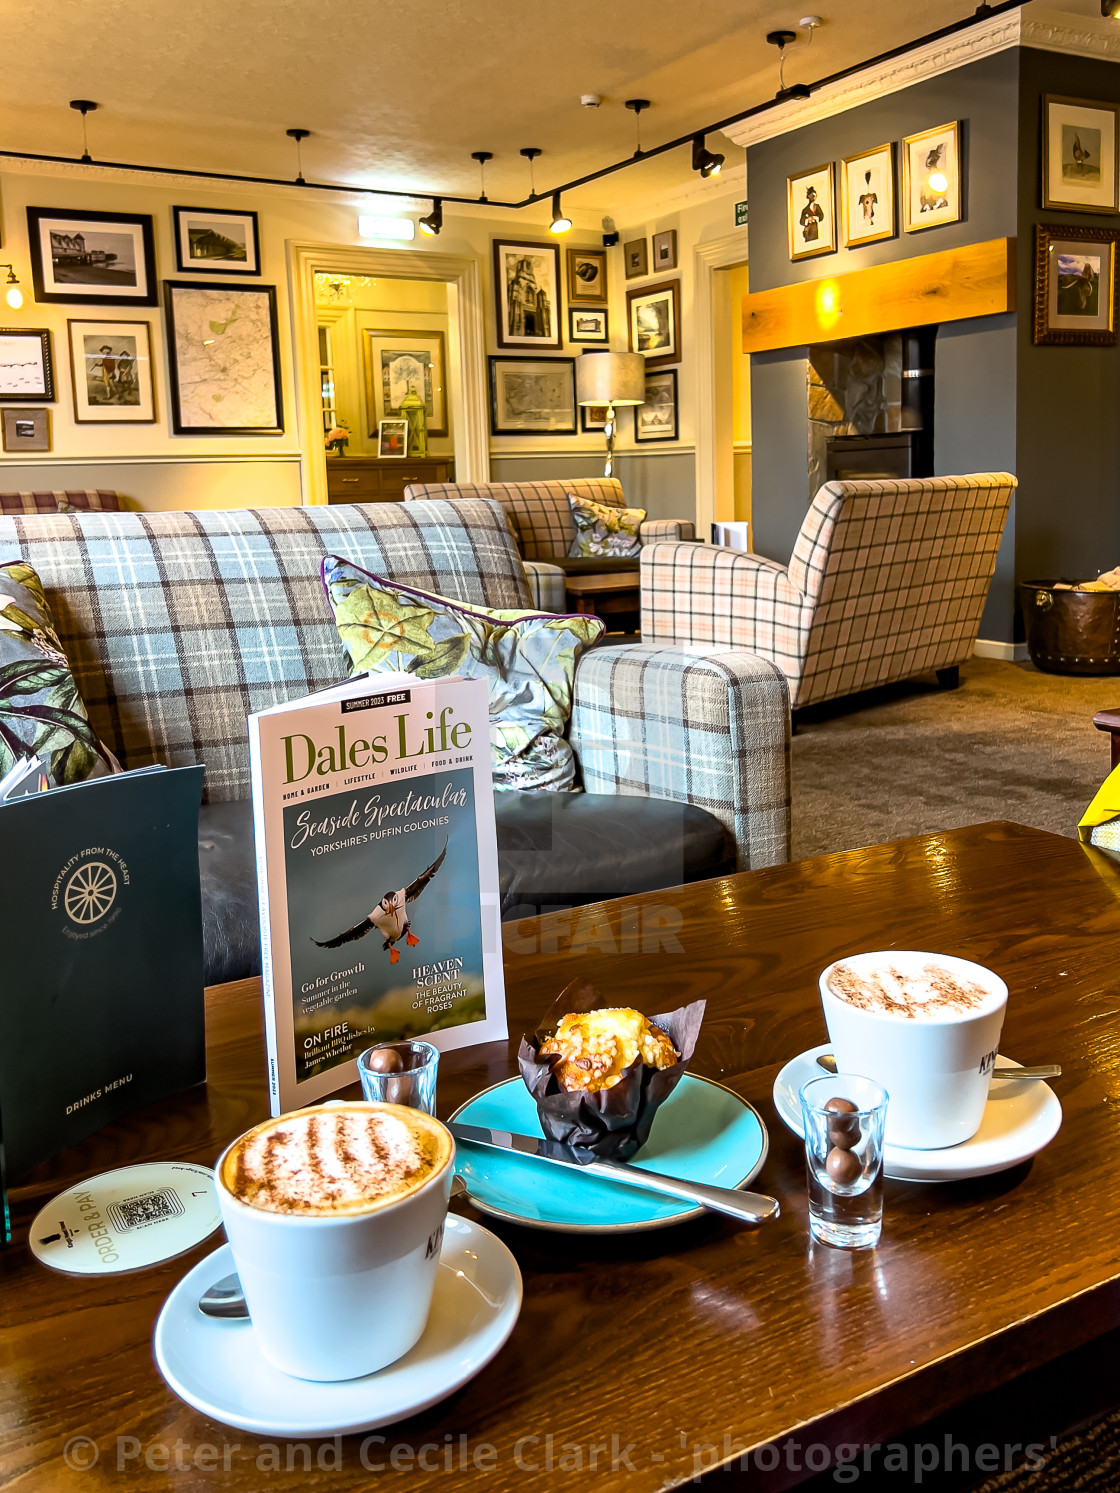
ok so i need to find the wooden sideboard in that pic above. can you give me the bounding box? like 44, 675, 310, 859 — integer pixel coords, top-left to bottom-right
325, 455, 453, 504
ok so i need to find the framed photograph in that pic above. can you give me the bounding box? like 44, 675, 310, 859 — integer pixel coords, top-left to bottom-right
172, 206, 261, 275
67, 319, 156, 424
488, 356, 577, 435
626, 279, 681, 369
1033, 223, 1119, 345
842, 145, 895, 247
1043, 97, 1120, 215
624, 238, 649, 279
1, 408, 50, 453
788, 164, 836, 260
362, 328, 448, 436
902, 123, 962, 233
491, 239, 562, 350
26, 207, 157, 306
635, 368, 678, 443
377, 418, 409, 457
566, 246, 607, 304
0, 327, 54, 401
580, 404, 610, 434
652, 229, 678, 272
568, 306, 609, 344
163, 280, 283, 434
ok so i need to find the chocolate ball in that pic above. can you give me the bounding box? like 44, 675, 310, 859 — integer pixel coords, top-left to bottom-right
824, 1095, 861, 1148
826, 1146, 862, 1186
366, 1046, 404, 1075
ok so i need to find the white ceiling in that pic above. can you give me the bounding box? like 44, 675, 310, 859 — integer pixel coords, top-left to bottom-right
0, 0, 1108, 218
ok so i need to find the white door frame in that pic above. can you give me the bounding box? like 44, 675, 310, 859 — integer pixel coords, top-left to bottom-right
287, 241, 490, 506
693, 231, 749, 538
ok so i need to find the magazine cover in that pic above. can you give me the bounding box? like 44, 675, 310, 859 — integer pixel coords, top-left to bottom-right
249, 674, 506, 1113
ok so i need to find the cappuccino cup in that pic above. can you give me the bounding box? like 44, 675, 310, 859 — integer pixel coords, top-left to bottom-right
215, 1102, 454, 1381
819, 951, 1007, 1150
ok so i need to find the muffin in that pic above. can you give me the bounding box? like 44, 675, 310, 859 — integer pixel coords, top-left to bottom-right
538, 1007, 679, 1093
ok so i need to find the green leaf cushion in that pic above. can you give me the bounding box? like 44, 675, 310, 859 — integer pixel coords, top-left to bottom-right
568, 493, 645, 558
321, 555, 604, 792
0, 561, 116, 786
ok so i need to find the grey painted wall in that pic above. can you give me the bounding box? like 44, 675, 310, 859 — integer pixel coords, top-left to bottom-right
489, 450, 697, 525
749, 350, 812, 562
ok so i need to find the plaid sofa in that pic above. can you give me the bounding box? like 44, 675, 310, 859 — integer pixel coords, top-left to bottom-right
406, 478, 696, 613
642, 474, 1017, 710
0, 501, 789, 869
0, 489, 121, 514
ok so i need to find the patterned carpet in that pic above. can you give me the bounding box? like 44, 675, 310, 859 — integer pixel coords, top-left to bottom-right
970, 1409, 1120, 1491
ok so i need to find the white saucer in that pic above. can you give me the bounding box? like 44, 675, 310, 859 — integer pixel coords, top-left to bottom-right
772, 1043, 1062, 1182
153, 1216, 522, 1435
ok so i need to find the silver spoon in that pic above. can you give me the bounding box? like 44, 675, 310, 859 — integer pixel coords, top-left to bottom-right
815, 1053, 1060, 1080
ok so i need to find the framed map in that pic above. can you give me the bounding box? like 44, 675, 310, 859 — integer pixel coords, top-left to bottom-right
163, 281, 283, 434
362, 328, 447, 436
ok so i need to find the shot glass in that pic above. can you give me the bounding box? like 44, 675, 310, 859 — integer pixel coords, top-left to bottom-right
357, 1040, 439, 1115
799, 1073, 888, 1249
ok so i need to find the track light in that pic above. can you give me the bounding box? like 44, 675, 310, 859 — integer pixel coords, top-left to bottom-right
1104, 0, 1120, 17
1, 265, 22, 310
549, 191, 572, 234
691, 134, 725, 178
418, 198, 443, 236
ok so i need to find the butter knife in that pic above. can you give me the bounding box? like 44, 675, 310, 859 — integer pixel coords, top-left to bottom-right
447, 1121, 779, 1226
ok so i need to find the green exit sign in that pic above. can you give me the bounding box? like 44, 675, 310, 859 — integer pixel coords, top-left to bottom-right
734, 200, 748, 226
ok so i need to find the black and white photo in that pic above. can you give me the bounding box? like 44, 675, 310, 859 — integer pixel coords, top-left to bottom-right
1, 407, 50, 453
652, 230, 678, 271
26, 208, 158, 305
566, 246, 607, 304
173, 207, 261, 274
626, 279, 680, 369
568, 306, 609, 344
1044, 97, 1120, 215
492, 240, 562, 350
634, 368, 678, 442
624, 238, 649, 279
489, 356, 576, 434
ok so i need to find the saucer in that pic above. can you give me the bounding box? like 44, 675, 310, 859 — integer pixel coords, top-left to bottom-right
772, 1043, 1062, 1182
450, 1073, 768, 1232
153, 1217, 521, 1435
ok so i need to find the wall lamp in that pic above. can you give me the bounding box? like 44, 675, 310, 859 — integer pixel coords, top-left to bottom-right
549, 191, 572, 234
692, 134, 725, 178
418, 198, 443, 236
0, 266, 23, 309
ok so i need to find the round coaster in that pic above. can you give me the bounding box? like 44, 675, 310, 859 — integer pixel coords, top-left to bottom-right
30, 1163, 221, 1275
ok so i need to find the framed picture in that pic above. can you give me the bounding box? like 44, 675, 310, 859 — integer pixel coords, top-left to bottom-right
67, 320, 156, 424
1033, 223, 1119, 345
566, 246, 607, 304
568, 306, 609, 344
841, 145, 895, 247
163, 280, 283, 434
788, 164, 836, 260
0, 327, 54, 401
1, 408, 50, 453
580, 404, 610, 433
652, 230, 678, 272
173, 206, 261, 274
362, 328, 448, 436
626, 279, 680, 369
902, 123, 962, 233
624, 238, 648, 279
26, 208, 157, 306
635, 369, 678, 443
1043, 97, 1120, 215
377, 418, 409, 457
491, 239, 562, 350
488, 356, 577, 435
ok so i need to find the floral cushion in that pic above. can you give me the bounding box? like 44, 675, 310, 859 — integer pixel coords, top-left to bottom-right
0, 562, 116, 786
321, 555, 604, 791
568, 494, 645, 558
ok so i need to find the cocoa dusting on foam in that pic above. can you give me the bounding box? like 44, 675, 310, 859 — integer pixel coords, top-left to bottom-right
226, 1108, 443, 1216
828, 961, 992, 1019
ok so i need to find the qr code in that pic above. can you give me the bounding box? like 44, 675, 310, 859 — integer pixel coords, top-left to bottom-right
107, 1187, 185, 1232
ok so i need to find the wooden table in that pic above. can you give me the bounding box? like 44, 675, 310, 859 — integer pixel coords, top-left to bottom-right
1094, 706, 1120, 768
5, 821, 1120, 1491
564, 570, 641, 630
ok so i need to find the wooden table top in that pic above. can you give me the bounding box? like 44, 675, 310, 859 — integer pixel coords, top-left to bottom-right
563, 571, 640, 596
5, 821, 1120, 1492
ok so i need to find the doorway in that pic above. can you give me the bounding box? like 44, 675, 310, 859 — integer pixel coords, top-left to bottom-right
693, 232, 749, 545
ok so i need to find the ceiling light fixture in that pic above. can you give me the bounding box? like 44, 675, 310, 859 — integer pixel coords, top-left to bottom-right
69, 99, 97, 164
1103, 0, 1120, 17
418, 198, 443, 236
286, 128, 310, 185
691, 133, 725, 178
625, 99, 650, 159
549, 191, 572, 234
520, 147, 542, 199
471, 151, 493, 202
768, 29, 812, 102
0, 265, 23, 310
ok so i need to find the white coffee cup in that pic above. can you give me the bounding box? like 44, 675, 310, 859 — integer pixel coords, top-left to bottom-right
819, 951, 1007, 1150
215, 1102, 454, 1381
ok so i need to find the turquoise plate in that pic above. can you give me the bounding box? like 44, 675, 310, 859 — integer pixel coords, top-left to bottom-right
449, 1074, 767, 1233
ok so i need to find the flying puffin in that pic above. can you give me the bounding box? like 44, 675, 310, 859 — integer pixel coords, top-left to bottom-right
311, 845, 447, 964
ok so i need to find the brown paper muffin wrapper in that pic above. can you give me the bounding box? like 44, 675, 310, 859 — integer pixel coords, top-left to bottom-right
517, 978, 707, 1162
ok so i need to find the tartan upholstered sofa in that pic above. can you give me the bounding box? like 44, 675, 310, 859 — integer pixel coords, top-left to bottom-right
641, 474, 1017, 711
0, 499, 790, 983
405, 477, 695, 613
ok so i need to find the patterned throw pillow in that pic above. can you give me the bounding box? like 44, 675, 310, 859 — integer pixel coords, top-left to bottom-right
321, 556, 604, 792
0, 562, 116, 786
568, 493, 646, 558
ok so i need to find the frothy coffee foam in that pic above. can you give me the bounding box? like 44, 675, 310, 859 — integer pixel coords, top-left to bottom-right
827, 957, 1000, 1021
222, 1104, 450, 1217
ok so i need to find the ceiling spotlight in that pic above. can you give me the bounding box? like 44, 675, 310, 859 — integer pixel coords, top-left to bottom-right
418, 198, 443, 236
692, 134, 725, 178
549, 191, 572, 234
1, 265, 23, 310
1104, 0, 1120, 17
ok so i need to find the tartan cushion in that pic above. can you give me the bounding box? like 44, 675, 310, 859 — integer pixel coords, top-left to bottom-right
0, 499, 528, 802
406, 478, 627, 561
0, 490, 121, 515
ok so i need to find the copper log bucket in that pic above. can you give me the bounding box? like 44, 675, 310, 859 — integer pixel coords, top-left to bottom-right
1019, 582, 1120, 675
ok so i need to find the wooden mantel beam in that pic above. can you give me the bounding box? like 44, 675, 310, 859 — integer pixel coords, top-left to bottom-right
741, 237, 1016, 353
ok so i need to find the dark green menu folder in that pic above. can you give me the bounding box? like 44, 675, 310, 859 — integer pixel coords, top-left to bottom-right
0, 764, 206, 1241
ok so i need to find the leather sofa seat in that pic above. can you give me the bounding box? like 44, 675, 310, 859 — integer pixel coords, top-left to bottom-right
198, 793, 734, 986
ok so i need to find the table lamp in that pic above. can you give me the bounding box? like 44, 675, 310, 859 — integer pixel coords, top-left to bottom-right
575, 351, 646, 477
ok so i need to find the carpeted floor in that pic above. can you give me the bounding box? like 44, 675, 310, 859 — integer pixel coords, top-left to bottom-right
790, 657, 1115, 861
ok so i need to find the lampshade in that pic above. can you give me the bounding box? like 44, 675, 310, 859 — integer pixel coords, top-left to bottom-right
575, 351, 646, 407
